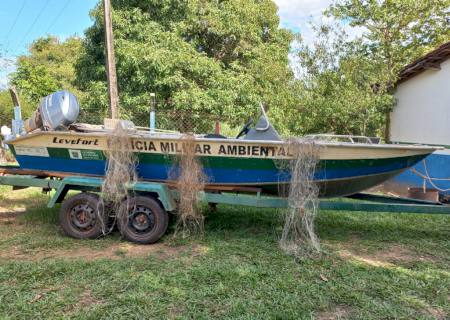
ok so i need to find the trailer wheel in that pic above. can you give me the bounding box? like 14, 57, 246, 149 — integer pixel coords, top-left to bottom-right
117, 196, 168, 244
59, 193, 106, 239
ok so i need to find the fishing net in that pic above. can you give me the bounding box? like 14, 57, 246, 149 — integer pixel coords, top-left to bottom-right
279, 137, 321, 257
0, 147, 16, 163
172, 134, 206, 238
0, 147, 6, 164
99, 121, 138, 234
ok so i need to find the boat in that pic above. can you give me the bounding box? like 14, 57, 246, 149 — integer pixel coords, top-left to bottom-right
5, 91, 441, 198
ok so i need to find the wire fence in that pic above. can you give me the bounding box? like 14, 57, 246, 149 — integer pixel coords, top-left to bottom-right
0, 109, 240, 136
78, 110, 225, 134
78, 109, 227, 134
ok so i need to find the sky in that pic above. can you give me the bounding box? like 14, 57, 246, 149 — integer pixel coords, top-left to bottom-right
0, 0, 332, 89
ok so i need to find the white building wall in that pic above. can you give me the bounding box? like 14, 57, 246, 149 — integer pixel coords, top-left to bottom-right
390, 59, 450, 146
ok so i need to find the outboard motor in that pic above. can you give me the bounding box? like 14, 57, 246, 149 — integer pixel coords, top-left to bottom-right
24, 90, 80, 133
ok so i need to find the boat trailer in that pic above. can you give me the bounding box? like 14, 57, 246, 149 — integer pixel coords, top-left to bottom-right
1, 165, 449, 244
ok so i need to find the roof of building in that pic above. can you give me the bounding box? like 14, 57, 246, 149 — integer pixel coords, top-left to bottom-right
398, 41, 450, 83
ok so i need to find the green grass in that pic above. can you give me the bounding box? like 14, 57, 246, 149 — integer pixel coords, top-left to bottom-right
0, 186, 449, 319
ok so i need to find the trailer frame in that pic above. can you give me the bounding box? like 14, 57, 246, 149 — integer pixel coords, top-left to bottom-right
1, 166, 450, 215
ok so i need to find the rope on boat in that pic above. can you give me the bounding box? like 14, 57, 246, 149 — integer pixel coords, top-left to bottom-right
410, 160, 450, 192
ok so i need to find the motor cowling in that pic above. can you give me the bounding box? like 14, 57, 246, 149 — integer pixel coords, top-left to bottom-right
24, 90, 80, 133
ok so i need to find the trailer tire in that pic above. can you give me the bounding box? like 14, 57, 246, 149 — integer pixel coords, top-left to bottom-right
59, 193, 106, 239
117, 196, 168, 244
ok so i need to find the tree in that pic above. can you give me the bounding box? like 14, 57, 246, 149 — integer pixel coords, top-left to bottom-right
285, 0, 449, 138
76, 0, 295, 130
328, 0, 450, 139
10, 36, 84, 107
0, 90, 15, 126
285, 24, 394, 137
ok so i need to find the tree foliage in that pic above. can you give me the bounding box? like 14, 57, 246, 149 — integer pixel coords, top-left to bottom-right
10, 36, 84, 107
286, 0, 450, 137
76, 0, 295, 127
0, 91, 15, 125
329, 0, 450, 82
5, 0, 449, 137
284, 26, 393, 137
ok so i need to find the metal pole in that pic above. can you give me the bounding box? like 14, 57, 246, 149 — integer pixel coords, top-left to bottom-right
150, 93, 156, 132
103, 0, 119, 119
9, 86, 20, 108
9, 86, 24, 135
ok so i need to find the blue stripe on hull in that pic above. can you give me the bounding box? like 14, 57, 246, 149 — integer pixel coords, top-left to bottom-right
389, 153, 450, 195
315, 157, 418, 181
14, 155, 420, 185
16, 155, 107, 176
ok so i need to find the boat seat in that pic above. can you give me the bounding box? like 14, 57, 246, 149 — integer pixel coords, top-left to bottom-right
203, 134, 227, 139
69, 123, 105, 133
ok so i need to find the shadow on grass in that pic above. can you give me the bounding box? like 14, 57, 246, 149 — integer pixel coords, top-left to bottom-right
7, 192, 450, 244
317, 210, 449, 242
204, 204, 449, 243
2, 187, 449, 261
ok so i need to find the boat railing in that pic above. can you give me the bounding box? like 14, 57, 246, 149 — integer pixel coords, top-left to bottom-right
135, 126, 180, 134
69, 122, 181, 135
306, 134, 381, 144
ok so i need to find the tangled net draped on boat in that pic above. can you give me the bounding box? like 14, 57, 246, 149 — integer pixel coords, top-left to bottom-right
0, 148, 6, 163
280, 137, 321, 257
172, 134, 206, 238
100, 122, 138, 234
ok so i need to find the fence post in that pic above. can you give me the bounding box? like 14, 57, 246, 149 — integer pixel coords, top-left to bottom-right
9, 87, 24, 136
149, 93, 156, 131
215, 119, 221, 135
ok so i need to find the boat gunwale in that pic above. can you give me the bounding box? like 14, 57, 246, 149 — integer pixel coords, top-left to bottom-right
8, 130, 442, 153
